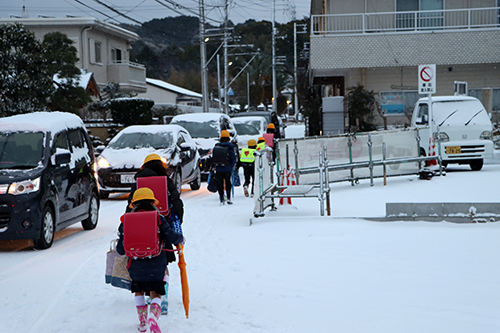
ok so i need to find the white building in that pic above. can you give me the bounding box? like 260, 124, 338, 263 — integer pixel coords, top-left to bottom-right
0, 17, 147, 94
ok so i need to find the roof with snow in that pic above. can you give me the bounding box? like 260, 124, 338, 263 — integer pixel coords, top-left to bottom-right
146, 78, 202, 98
0, 111, 85, 136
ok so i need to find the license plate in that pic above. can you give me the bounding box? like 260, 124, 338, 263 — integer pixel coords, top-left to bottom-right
120, 174, 135, 184
445, 146, 461, 154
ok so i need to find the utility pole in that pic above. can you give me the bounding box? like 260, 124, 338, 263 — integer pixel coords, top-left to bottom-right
217, 54, 222, 113
224, 0, 229, 115
272, 0, 276, 114
294, 23, 307, 117
199, 0, 209, 112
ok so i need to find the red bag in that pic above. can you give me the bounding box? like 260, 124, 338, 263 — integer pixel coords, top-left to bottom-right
263, 133, 274, 147
123, 210, 162, 258
137, 176, 170, 215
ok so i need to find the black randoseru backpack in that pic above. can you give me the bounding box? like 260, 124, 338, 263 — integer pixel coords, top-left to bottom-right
212, 144, 230, 166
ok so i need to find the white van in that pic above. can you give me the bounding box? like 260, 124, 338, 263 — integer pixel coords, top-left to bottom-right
411, 96, 494, 171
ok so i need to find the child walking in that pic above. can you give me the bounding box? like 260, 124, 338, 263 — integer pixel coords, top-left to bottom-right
239, 139, 257, 197
117, 188, 184, 333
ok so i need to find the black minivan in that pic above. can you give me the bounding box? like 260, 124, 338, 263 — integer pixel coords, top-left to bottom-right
0, 112, 100, 249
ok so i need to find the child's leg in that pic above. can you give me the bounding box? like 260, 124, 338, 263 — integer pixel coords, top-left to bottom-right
148, 292, 163, 333
135, 293, 147, 332
161, 269, 169, 315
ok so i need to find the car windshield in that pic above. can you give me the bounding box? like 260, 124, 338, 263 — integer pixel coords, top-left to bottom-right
0, 132, 45, 169
108, 132, 174, 149
172, 120, 219, 138
234, 123, 260, 135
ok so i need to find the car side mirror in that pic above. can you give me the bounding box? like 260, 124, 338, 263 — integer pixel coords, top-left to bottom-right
55, 152, 71, 165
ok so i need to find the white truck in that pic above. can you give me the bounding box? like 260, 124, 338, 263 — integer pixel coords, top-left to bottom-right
411, 95, 494, 171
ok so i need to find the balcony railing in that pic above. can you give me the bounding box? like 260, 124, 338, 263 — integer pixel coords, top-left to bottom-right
312, 7, 500, 35
107, 60, 146, 91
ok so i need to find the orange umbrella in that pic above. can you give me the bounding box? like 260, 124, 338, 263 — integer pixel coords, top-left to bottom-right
177, 244, 189, 318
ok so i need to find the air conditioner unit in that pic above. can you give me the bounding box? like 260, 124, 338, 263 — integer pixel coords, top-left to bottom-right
454, 81, 468, 96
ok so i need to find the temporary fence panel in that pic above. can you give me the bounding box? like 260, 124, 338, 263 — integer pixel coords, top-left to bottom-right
277, 129, 420, 185
253, 148, 275, 216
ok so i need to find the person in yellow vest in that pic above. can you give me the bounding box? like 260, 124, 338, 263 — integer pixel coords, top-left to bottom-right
256, 137, 266, 152
239, 139, 257, 197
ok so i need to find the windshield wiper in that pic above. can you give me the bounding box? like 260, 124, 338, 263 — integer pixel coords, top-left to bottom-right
438, 109, 458, 127
465, 109, 484, 126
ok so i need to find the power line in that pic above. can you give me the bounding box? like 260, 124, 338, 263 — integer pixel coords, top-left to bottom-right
73, 0, 122, 24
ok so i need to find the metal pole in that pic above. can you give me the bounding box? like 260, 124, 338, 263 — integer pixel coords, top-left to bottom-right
382, 142, 387, 186
324, 146, 331, 216
247, 72, 250, 111
199, 0, 209, 112
294, 139, 300, 184
272, 0, 277, 114
368, 133, 374, 186
217, 54, 221, 113
224, 0, 229, 114
318, 150, 324, 216
294, 23, 298, 117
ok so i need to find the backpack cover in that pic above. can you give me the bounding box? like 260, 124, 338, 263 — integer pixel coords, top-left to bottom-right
136, 176, 170, 216
123, 210, 162, 258
212, 144, 230, 166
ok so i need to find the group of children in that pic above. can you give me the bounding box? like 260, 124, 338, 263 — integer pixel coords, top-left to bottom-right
213, 123, 277, 204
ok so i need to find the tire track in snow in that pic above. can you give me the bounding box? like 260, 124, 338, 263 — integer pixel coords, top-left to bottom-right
27, 201, 123, 332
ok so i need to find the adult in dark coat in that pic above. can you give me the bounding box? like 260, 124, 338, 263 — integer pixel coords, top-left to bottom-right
213, 130, 236, 205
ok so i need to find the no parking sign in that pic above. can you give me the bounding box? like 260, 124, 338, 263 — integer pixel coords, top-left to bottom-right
418, 64, 436, 94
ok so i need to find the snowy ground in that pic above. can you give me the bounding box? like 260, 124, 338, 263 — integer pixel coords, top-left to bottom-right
1, 124, 499, 333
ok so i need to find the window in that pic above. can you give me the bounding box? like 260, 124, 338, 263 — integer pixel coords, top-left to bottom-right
111, 47, 122, 63
396, 0, 443, 30
68, 129, 85, 150
90, 39, 102, 64
52, 131, 70, 155
95, 41, 101, 63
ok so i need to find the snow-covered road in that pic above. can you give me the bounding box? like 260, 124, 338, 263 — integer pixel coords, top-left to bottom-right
1, 125, 499, 332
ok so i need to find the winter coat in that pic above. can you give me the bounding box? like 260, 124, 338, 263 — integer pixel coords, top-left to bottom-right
116, 207, 184, 282
214, 141, 237, 173
126, 166, 184, 222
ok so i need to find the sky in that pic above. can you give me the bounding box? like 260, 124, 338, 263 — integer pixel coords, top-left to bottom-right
1, 123, 500, 332
0, 0, 311, 26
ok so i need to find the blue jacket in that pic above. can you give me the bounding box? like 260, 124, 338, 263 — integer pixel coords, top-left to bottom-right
214, 141, 236, 173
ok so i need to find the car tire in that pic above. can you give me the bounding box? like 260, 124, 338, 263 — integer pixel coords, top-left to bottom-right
190, 166, 201, 191
82, 192, 99, 230
470, 159, 483, 171
174, 169, 182, 195
33, 206, 55, 250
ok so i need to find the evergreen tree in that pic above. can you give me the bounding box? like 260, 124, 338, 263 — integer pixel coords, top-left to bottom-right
0, 23, 52, 116
346, 83, 376, 132
43, 32, 91, 113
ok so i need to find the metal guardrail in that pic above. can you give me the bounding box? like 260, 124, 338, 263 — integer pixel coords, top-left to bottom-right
253, 130, 441, 218
312, 7, 500, 35
253, 147, 331, 217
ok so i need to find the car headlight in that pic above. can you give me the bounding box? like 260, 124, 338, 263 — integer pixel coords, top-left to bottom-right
8, 177, 40, 195
97, 156, 110, 168
438, 132, 450, 142
480, 131, 492, 140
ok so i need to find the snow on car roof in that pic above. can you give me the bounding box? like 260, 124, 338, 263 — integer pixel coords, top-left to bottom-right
117, 124, 187, 135
0, 111, 85, 135
171, 113, 225, 123
231, 116, 267, 123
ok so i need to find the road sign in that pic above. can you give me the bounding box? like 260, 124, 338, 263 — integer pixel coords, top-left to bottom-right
418, 64, 436, 94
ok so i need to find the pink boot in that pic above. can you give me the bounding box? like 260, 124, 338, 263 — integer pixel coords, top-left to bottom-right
148, 302, 162, 333
136, 305, 148, 332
